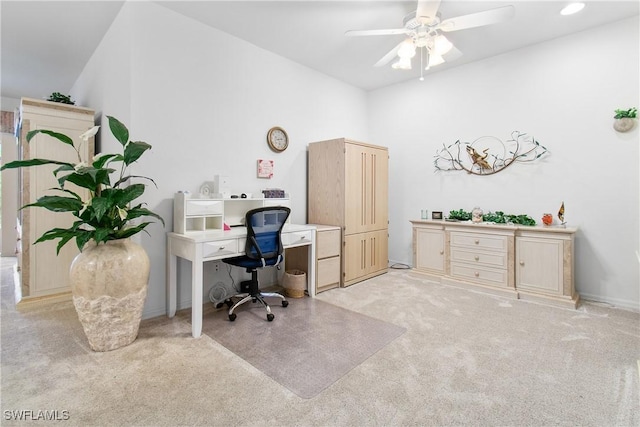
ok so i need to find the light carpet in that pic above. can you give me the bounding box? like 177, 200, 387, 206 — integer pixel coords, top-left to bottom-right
196, 296, 406, 398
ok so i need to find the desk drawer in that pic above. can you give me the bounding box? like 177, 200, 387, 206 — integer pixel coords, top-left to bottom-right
450, 248, 508, 269
317, 256, 341, 288
282, 230, 313, 246
450, 232, 507, 252
202, 239, 238, 258
317, 229, 341, 259
450, 262, 508, 287
186, 200, 223, 216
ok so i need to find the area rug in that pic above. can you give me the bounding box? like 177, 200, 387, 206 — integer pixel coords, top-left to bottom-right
198, 297, 406, 399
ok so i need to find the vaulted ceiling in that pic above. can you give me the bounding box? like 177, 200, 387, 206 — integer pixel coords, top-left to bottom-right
2, 1, 638, 100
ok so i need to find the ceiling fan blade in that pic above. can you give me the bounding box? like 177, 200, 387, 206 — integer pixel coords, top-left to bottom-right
345, 28, 407, 37
439, 5, 515, 32
374, 41, 404, 67
416, 0, 441, 22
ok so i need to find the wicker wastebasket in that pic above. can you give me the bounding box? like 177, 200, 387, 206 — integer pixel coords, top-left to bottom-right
282, 270, 307, 298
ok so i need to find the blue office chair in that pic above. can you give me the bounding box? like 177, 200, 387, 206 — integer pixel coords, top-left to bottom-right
222, 206, 291, 321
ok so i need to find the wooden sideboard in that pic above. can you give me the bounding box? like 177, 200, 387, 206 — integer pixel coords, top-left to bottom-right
411, 220, 579, 308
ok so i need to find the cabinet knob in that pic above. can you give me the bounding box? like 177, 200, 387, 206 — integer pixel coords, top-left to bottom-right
519, 261, 524, 266
474, 272, 480, 277
219, 246, 225, 250
474, 239, 479, 244
439, 250, 444, 255
474, 256, 479, 261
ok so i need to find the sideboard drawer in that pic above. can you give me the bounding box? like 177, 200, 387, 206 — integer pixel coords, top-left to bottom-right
282, 230, 313, 246
450, 232, 508, 252
450, 248, 508, 269
450, 262, 509, 287
202, 239, 238, 258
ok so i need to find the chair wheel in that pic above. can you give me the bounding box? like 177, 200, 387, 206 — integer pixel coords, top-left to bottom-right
282, 301, 289, 307
229, 313, 237, 321
215, 302, 224, 309
267, 313, 275, 321
225, 299, 234, 308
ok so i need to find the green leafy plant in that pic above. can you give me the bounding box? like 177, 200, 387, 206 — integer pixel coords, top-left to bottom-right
47, 92, 75, 105
0, 116, 164, 254
448, 209, 472, 221
448, 208, 536, 225
614, 107, 637, 119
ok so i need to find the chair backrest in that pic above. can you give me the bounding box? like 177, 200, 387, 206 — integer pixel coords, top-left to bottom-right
244, 206, 291, 263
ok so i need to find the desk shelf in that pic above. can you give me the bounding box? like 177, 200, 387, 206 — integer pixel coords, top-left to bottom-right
173, 192, 290, 234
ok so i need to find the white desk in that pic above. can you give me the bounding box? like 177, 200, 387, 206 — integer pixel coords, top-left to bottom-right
166, 224, 317, 337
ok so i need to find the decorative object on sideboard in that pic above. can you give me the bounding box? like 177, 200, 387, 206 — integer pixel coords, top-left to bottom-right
448, 208, 536, 226
434, 131, 548, 176
46, 92, 75, 105
471, 207, 484, 223
267, 126, 289, 152
431, 211, 443, 220
542, 213, 553, 226
0, 116, 164, 352
613, 107, 637, 132
558, 201, 566, 225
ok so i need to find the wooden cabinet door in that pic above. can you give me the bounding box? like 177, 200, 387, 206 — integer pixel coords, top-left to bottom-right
369, 146, 388, 233
368, 229, 388, 275
343, 230, 388, 284
22, 111, 94, 297
344, 144, 388, 235
516, 237, 563, 295
343, 233, 367, 283
415, 227, 445, 273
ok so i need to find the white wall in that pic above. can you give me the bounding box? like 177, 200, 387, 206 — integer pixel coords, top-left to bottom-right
72, 2, 369, 318
369, 17, 640, 310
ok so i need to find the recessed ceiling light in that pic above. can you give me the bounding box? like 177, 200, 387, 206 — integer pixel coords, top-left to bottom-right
560, 2, 585, 16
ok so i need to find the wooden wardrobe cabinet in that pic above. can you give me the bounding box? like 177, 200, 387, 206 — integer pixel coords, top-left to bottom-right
308, 138, 389, 287
17, 98, 95, 301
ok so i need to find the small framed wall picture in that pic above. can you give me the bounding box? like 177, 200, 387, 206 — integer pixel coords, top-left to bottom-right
432, 211, 443, 220
257, 159, 274, 179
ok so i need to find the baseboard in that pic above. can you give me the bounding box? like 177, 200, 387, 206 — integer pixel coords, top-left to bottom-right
579, 292, 640, 312
16, 291, 73, 310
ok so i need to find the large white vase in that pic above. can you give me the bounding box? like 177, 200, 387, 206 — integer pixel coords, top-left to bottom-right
69, 238, 150, 352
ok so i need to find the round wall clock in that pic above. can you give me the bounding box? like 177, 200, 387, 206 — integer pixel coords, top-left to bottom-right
267, 126, 289, 152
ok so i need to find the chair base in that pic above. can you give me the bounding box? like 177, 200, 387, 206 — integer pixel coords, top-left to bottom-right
225, 275, 289, 322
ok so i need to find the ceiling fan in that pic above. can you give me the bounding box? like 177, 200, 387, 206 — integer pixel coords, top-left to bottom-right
345, 0, 515, 73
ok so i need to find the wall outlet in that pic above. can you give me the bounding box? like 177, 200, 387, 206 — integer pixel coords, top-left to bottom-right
214, 261, 220, 272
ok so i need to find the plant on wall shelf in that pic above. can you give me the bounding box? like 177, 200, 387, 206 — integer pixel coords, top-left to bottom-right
613, 107, 637, 119
613, 107, 637, 132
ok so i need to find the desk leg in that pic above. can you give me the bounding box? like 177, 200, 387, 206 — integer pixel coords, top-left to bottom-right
191, 256, 203, 338
308, 232, 317, 297
167, 238, 177, 318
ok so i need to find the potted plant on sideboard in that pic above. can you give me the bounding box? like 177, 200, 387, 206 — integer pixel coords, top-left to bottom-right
1, 116, 164, 351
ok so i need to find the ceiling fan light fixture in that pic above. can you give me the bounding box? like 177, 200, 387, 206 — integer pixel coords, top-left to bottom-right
427, 54, 445, 68
433, 34, 453, 56
397, 40, 417, 59
560, 2, 585, 16
392, 57, 412, 70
